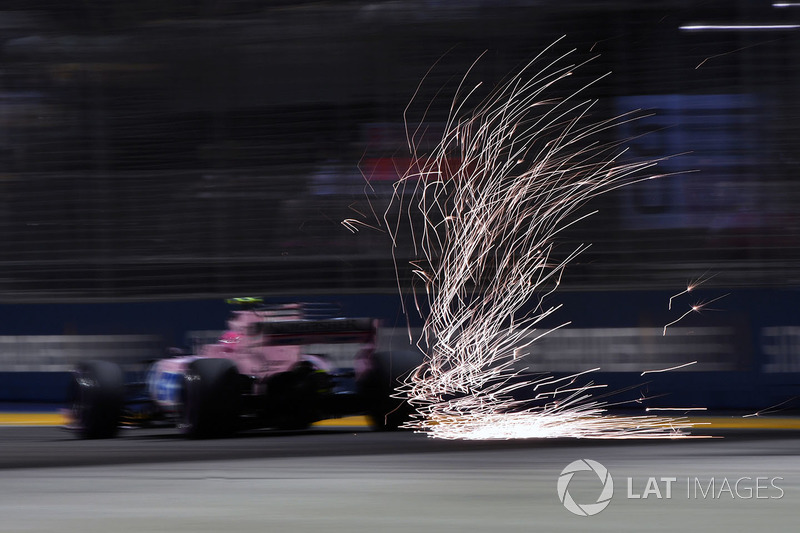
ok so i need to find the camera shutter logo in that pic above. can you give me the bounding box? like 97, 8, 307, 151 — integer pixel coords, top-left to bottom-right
557, 459, 614, 516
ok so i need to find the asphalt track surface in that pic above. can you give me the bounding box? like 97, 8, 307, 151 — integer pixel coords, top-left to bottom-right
1, 425, 799, 533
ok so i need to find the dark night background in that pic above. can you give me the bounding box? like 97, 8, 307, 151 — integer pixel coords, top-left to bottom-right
0, 1, 796, 300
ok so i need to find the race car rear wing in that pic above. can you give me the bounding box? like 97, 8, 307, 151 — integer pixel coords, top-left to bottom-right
258, 318, 377, 346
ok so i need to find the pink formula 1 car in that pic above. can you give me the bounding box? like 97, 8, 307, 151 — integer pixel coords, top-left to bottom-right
69, 299, 421, 438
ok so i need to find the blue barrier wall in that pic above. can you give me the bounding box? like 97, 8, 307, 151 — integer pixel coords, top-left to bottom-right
0, 372, 71, 403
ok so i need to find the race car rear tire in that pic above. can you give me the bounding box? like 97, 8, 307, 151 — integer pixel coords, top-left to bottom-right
360, 350, 422, 431
71, 360, 124, 439
180, 358, 241, 438
267, 363, 329, 430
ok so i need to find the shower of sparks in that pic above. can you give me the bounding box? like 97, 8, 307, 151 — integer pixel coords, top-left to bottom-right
663, 293, 729, 336
362, 38, 697, 440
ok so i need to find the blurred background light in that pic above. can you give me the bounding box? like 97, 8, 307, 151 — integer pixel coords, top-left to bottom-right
679, 24, 800, 31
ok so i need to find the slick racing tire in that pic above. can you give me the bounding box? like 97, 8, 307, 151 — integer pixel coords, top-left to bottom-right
71, 360, 124, 439
360, 350, 422, 431
180, 358, 241, 439
268, 362, 330, 431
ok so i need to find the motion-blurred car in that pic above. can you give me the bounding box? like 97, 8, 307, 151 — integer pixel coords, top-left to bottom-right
68, 298, 420, 438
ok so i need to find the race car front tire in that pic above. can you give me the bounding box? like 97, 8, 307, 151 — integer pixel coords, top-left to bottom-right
71, 360, 124, 439
180, 358, 241, 438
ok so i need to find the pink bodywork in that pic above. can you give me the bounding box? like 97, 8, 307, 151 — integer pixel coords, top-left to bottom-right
148, 304, 378, 410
